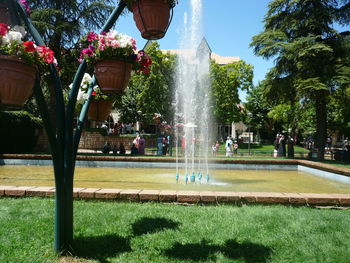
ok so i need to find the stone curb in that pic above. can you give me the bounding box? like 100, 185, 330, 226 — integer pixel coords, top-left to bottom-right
2, 154, 350, 177
1, 186, 350, 206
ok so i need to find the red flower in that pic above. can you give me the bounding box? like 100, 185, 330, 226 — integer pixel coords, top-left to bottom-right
0, 23, 9, 36
92, 91, 97, 96
36, 45, 55, 64
23, 41, 35, 52
136, 50, 152, 74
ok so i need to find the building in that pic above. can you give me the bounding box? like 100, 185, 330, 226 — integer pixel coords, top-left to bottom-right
159, 38, 249, 142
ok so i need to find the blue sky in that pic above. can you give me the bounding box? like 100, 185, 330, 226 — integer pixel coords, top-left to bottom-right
115, 0, 273, 94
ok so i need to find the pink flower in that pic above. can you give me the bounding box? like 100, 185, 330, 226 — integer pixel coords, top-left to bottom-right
86, 32, 98, 42
130, 38, 136, 50
0, 23, 9, 36
20, 0, 30, 14
36, 45, 55, 64
81, 47, 94, 57
110, 40, 120, 48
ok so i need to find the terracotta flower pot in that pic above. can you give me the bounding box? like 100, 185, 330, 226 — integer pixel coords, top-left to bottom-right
0, 55, 36, 108
94, 59, 132, 94
132, 0, 171, 40
88, 100, 113, 121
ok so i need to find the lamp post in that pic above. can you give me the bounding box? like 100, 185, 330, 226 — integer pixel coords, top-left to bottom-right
136, 110, 142, 133
247, 112, 252, 156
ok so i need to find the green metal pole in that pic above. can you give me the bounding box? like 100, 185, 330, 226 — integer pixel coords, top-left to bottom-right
62, 2, 127, 253
14, 0, 69, 252
73, 83, 94, 156
15, 0, 127, 254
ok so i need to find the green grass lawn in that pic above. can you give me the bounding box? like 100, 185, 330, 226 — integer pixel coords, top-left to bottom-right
1, 197, 349, 263
143, 144, 309, 156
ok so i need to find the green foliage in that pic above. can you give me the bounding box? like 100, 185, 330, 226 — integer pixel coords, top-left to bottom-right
28, 0, 114, 87
116, 42, 254, 126
115, 41, 176, 124
210, 60, 253, 123
268, 104, 291, 123
250, 0, 350, 156
0, 111, 42, 153
245, 81, 277, 140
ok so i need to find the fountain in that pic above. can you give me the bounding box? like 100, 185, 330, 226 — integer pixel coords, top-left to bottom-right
174, 0, 212, 183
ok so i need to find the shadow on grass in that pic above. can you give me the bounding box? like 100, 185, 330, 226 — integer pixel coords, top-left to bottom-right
132, 217, 180, 236
164, 239, 271, 262
73, 234, 131, 263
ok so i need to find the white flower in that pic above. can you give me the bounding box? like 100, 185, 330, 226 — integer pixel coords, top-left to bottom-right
82, 73, 92, 86
6, 31, 23, 43
77, 89, 89, 102
106, 30, 118, 39
118, 33, 133, 48
12, 25, 26, 36
77, 89, 85, 102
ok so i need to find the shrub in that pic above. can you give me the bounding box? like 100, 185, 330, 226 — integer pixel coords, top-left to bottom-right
0, 111, 42, 153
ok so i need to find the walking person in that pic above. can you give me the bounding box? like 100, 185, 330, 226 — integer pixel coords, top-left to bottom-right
233, 142, 238, 155
225, 137, 233, 157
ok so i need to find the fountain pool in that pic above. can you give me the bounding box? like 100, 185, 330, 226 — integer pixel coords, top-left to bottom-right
1, 162, 350, 193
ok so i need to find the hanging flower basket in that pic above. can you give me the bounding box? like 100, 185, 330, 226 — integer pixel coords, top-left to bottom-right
88, 99, 113, 121
131, 0, 173, 40
94, 59, 132, 94
0, 55, 36, 108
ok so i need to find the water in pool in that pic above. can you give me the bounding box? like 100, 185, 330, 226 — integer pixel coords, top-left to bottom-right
1, 165, 350, 193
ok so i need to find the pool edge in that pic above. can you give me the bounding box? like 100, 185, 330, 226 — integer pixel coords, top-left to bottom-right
1, 186, 350, 207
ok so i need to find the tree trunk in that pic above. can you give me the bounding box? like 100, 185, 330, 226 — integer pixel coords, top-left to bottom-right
314, 90, 327, 160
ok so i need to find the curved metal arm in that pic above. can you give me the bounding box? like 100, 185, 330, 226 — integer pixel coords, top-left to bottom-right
66, 1, 127, 121
15, 0, 66, 155
68, 2, 127, 165
73, 80, 95, 157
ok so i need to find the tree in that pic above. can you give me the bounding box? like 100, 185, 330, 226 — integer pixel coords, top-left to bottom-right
244, 81, 277, 142
210, 60, 253, 124
251, 0, 350, 159
116, 41, 176, 124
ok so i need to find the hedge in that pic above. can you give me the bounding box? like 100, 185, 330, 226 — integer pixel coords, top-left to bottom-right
0, 111, 42, 153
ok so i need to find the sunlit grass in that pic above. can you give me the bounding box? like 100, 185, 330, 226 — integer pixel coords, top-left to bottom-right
1, 197, 349, 263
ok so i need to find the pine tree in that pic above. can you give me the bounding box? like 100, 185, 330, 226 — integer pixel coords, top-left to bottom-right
29, 0, 114, 85
250, 0, 350, 159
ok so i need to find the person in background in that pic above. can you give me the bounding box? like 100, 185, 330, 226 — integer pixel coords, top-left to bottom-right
215, 141, 220, 154
133, 134, 140, 150
181, 136, 186, 155
162, 135, 168, 155
225, 137, 233, 157
211, 143, 217, 156
112, 144, 118, 154
326, 135, 332, 152
233, 142, 239, 154
130, 143, 138, 155
102, 142, 111, 154
138, 135, 146, 155
101, 122, 108, 129
119, 143, 126, 155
